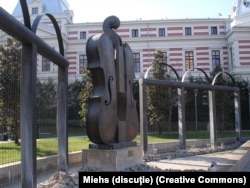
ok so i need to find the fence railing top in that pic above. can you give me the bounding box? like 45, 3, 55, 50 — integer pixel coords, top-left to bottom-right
0, 7, 69, 68
139, 78, 239, 92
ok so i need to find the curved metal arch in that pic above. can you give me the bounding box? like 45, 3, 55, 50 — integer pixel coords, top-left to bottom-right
20, 0, 31, 29
144, 64, 181, 81
144, 65, 153, 79
212, 71, 235, 86
162, 63, 181, 80
195, 68, 211, 83
181, 69, 192, 82
32, 14, 65, 56
181, 68, 211, 83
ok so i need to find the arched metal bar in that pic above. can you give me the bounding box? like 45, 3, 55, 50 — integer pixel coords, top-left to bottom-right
0, 7, 68, 67
196, 68, 211, 83
181, 69, 192, 82
20, 0, 31, 29
144, 64, 181, 81
162, 63, 181, 80
32, 13, 64, 56
212, 71, 235, 86
144, 65, 153, 79
32, 13, 68, 173
181, 68, 211, 83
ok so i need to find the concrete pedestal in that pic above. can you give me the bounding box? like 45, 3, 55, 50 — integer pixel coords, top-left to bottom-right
82, 145, 143, 171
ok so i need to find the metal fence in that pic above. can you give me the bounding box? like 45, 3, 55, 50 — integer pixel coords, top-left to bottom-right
0, 35, 63, 188
139, 76, 244, 152
0, 0, 68, 187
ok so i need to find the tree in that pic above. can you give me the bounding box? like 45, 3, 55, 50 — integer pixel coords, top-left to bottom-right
147, 50, 171, 134
36, 78, 57, 138
36, 78, 57, 119
234, 77, 249, 129
0, 38, 21, 145
68, 79, 85, 120
78, 67, 92, 127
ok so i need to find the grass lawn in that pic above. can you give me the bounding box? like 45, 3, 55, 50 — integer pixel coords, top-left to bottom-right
0, 130, 250, 165
0, 137, 91, 165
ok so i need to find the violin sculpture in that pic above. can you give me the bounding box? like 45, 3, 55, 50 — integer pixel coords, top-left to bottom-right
86, 15, 139, 146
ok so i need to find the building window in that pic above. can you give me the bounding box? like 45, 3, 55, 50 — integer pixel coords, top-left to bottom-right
158, 28, 165, 37
212, 50, 220, 69
185, 27, 192, 35
211, 27, 218, 35
132, 29, 138, 37
79, 55, 87, 74
133, 53, 140, 72
31, 7, 39, 15
185, 51, 194, 70
42, 57, 50, 71
80, 31, 86, 39
230, 47, 234, 68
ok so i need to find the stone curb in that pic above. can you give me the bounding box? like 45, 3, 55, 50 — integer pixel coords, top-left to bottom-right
229, 140, 250, 171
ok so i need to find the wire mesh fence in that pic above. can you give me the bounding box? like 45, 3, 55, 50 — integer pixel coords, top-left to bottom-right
0, 33, 21, 187
1, 30, 250, 187
145, 87, 238, 134
140, 76, 250, 152
0, 32, 60, 187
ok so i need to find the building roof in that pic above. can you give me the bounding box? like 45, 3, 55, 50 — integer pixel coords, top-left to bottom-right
231, 0, 250, 18
12, 0, 70, 16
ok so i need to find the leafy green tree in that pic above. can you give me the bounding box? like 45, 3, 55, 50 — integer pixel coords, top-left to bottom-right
147, 50, 171, 134
0, 38, 21, 144
36, 78, 57, 119
36, 78, 57, 138
234, 77, 249, 129
78, 67, 92, 127
68, 79, 85, 120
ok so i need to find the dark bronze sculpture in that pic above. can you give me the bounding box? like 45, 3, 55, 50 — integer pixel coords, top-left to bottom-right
86, 15, 139, 146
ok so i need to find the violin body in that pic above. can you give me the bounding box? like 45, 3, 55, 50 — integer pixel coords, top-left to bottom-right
117, 43, 139, 142
86, 15, 139, 145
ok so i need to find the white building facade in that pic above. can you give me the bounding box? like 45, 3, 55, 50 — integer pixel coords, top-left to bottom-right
8, 0, 250, 83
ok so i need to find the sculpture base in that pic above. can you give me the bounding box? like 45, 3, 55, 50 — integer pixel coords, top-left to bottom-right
82, 144, 143, 171
89, 141, 136, 150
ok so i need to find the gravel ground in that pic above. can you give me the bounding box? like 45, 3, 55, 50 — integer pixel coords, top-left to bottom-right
37, 141, 244, 188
